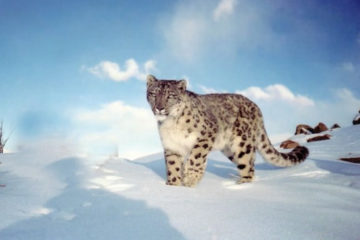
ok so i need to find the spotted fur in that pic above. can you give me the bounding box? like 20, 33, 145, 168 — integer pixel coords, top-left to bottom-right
146, 75, 309, 187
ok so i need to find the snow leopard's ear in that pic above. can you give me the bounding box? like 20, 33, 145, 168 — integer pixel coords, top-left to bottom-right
147, 75, 157, 87
177, 79, 187, 92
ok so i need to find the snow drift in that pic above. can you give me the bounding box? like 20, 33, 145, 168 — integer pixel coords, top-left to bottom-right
0, 125, 360, 240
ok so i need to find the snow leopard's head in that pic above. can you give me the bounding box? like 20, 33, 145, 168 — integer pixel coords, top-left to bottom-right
146, 75, 187, 121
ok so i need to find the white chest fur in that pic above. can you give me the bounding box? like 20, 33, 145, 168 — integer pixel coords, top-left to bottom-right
158, 117, 198, 157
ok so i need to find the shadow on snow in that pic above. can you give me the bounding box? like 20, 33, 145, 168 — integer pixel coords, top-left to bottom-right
312, 158, 360, 177
0, 158, 184, 240
133, 153, 283, 182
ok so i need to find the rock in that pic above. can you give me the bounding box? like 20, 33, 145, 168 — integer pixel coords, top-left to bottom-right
313, 122, 328, 133
307, 134, 331, 143
330, 123, 341, 129
339, 157, 360, 164
280, 140, 299, 149
295, 124, 314, 135
353, 110, 360, 125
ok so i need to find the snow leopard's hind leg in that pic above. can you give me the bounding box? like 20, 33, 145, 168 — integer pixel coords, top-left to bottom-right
222, 137, 256, 184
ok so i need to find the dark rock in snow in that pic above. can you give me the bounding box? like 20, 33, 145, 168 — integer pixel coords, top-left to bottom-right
295, 124, 314, 135
307, 134, 331, 143
353, 110, 360, 125
313, 122, 328, 134
280, 140, 299, 149
339, 157, 360, 164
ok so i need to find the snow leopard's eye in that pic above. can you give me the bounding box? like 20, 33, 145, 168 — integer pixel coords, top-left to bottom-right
147, 92, 156, 99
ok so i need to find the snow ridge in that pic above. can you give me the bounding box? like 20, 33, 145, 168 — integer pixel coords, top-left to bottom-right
1, 126, 360, 240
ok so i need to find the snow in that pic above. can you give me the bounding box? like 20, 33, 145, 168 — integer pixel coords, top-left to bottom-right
1, 126, 360, 240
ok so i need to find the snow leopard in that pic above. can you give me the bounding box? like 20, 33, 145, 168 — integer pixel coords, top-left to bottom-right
146, 75, 309, 187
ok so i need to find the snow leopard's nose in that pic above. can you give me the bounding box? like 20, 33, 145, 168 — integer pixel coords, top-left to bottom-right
155, 108, 166, 115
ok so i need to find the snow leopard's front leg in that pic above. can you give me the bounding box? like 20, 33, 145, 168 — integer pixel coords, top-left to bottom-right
183, 139, 213, 187
164, 149, 183, 186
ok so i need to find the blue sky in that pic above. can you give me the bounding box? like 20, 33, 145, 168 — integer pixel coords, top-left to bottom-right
1, 0, 360, 158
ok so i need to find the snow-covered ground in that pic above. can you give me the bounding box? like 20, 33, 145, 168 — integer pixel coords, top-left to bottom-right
1, 125, 360, 240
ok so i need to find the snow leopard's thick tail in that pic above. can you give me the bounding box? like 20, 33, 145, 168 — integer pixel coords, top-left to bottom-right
256, 123, 309, 167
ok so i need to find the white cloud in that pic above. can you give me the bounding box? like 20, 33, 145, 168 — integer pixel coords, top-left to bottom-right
213, 0, 237, 21
144, 60, 157, 74
237, 86, 270, 100
199, 85, 218, 94
342, 62, 355, 73
160, 0, 277, 61
236, 84, 315, 107
296, 88, 360, 131
259, 87, 360, 141
197, 84, 360, 143
199, 85, 227, 94
73, 101, 161, 159
85, 59, 157, 82
334, 88, 360, 110
162, 9, 208, 61
198, 83, 314, 107
181, 75, 193, 90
